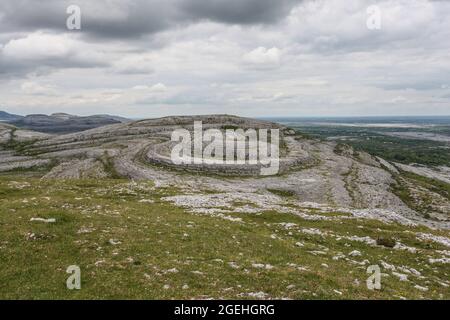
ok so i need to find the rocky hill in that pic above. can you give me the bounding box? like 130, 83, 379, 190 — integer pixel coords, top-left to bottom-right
0, 114, 449, 299
7, 113, 130, 134
0, 110, 23, 122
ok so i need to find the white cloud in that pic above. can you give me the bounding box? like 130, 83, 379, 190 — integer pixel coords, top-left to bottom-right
3, 32, 74, 60
150, 83, 167, 91
243, 47, 281, 67
0, 31, 110, 73
113, 54, 155, 74
133, 83, 167, 91
20, 81, 56, 95
389, 95, 410, 104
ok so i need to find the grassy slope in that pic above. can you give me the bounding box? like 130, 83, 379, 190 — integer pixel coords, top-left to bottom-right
392, 170, 450, 219
0, 177, 449, 300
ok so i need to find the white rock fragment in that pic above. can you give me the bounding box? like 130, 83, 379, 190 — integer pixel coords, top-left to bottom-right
414, 285, 428, 292
380, 261, 396, 271
348, 250, 362, 257
286, 285, 296, 290
394, 242, 417, 254
300, 228, 326, 236
308, 250, 327, 256
30, 217, 56, 223
429, 257, 450, 264
109, 239, 121, 245
252, 263, 274, 270
354, 259, 370, 266
417, 233, 450, 248
436, 250, 450, 257
191, 270, 204, 275
138, 199, 154, 203
94, 260, 105, 267
344, 235, 376, 246
77, 226, 94, 234
392, 272, 408, 282
333, 254, 346, 261
279, 222, 297, 229
398, 266, 421, 277
246, 292, 268, 299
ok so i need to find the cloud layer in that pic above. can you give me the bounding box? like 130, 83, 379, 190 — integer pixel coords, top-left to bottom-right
0, 0, 449, 117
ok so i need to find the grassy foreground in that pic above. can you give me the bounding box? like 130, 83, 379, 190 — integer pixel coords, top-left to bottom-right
0, 176, 448, 299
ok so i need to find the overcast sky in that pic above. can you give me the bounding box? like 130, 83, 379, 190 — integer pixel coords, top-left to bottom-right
0, 0, 449, 117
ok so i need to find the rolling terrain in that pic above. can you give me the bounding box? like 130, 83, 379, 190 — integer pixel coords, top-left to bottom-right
1, 111, 130, 134
0, 115, 449, 299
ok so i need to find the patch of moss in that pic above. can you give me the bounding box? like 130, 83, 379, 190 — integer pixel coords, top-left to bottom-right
267, 188, 296, 197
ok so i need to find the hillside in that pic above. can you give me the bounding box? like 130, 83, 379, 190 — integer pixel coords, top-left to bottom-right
0, 111, 23, 122
0, 115, 448, 299
7, 113, 129, 134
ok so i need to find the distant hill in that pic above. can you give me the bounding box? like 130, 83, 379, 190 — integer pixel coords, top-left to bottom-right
94, 114, 132, 123
8, 113, 130, 134
0, 111, 23, 121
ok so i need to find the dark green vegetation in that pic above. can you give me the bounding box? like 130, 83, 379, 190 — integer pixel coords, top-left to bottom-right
100, 152, 122, 179
267, 188, 296, 197
376, 237, 396, 248
0, 177, 449, 299
290, 126, 450, 167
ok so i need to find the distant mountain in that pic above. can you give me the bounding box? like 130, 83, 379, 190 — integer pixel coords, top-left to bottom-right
0, 111, 23, 121
9, 113, 130, 134
94, 114, 132, 123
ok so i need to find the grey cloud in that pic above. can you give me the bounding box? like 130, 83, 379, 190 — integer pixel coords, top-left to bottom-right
0, 1, 68, 33
0, 50, 109, 78
0, 0, 302, 39
179, 0, 302, 25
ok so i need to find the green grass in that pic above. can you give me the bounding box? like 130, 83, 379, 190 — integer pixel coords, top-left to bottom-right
391, 170, 450, 219
0, 177, 449, 299
100, 152, 123, 179
400, 171, 450, 200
